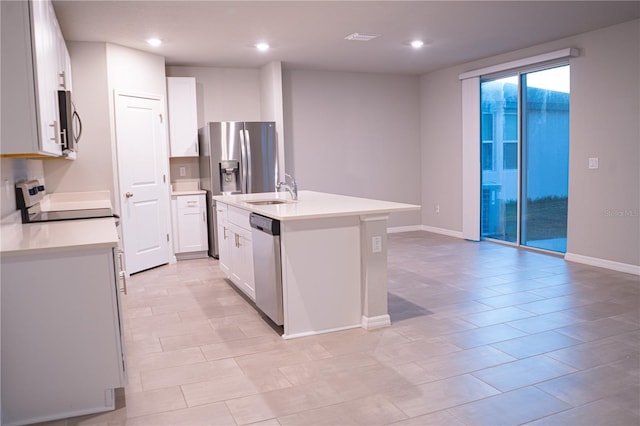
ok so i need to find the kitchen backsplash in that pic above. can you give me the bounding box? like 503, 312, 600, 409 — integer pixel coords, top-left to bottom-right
169, 157, 200, 182
1, 158, 45, 218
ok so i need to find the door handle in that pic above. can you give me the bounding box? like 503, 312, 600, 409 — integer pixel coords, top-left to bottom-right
125, 192, 134, 198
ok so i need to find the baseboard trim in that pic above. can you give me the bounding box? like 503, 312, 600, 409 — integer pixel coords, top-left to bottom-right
565, 252, 640, 276
386, 224, 465, 239
420, 225, 464, 239
361, 314, 391, 330
282, 324, 361, 340
387, 225, 423, 233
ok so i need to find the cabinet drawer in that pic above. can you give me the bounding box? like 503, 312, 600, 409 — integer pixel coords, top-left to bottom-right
227, 205, 251, 230
215, 202, 227, 224
177, 195, 202, 209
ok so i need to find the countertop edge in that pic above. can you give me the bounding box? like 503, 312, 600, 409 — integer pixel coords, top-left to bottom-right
213, 191, 421, 222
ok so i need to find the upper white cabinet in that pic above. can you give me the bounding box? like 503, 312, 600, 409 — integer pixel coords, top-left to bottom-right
167, 77, 199, 157
1, 0, 71, 158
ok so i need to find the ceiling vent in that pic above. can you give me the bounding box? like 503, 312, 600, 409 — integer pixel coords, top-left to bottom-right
344, 32, 381, 42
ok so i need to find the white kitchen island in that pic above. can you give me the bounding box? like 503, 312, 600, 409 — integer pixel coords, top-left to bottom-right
213, 190, 420, 339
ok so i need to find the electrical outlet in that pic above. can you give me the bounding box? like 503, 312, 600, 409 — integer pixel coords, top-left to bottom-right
372, 236, 382, 253
588, 157, 599, 169
179, 167, 186, 177
435, 204, 440, 214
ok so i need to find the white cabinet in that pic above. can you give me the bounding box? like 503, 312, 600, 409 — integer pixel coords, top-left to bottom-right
167, 77, 199, 157
171, 193, 208, 258
216, 203, 255, 300
1, 0, 71, 157
216, 202, 231, 276
1, 247, 127, 425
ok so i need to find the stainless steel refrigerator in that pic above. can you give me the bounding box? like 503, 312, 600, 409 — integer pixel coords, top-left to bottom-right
199, 121, 278, 257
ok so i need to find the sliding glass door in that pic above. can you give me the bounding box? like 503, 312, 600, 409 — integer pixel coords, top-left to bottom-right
480, 65, 570, 253
480, 75, 519, 243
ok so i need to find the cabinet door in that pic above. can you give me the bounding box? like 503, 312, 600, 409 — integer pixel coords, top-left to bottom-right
217, 224, 231, 277
177, 207, 206, 252
176, 195, 208, 253
57, 25, 72, 91
236, 229, 255, 299
167, 77, 198, 157
31, 0, 62, 156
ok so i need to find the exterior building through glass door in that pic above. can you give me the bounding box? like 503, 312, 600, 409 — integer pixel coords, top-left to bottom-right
480, 75, 519, 244
521, 66, 570, 252
480, 65, 570, 253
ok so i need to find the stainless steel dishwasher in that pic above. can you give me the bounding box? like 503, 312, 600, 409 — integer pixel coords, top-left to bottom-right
249, 213, 284, 326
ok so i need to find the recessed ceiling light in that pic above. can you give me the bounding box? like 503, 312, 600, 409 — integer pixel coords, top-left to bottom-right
255, 42, 270, 51
344, 32, 381, 42
410, 40, 424, 48
146, 38, 162, 47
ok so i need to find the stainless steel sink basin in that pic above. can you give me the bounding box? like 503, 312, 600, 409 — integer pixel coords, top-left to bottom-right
245, 199, 291, 206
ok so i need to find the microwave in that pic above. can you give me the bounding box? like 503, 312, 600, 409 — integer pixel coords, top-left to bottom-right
58, 90, 82, 154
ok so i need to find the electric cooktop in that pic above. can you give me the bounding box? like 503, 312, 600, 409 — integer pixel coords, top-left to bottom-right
27, 208, 116, 223
16, 180, 117, 224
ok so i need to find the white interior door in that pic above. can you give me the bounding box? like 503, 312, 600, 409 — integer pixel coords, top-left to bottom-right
115, 93, 170, 274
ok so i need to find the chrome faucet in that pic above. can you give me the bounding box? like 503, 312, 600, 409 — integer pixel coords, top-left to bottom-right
277, 173, 298, 200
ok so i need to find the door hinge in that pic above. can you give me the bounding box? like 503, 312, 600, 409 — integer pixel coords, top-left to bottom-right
159, 113, 163, 123
166, 233, 170, 242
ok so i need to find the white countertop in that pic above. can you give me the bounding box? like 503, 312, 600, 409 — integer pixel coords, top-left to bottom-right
1, 190, 118, 256
213, 190, 420, 221
171, 190, 206, 196
1, 217, 119, 256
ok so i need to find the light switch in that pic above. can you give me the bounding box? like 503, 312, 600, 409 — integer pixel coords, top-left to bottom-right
588, 157, 599, 169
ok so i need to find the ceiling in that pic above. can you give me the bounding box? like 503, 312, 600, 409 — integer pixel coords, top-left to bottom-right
52, 1, 640, 75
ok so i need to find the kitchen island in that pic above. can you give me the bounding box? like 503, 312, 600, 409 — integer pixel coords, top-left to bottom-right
213, 190, 420, 339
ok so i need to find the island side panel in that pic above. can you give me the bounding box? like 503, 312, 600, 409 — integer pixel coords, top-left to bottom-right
360, 215, 391, 329
280, 216, 362, 338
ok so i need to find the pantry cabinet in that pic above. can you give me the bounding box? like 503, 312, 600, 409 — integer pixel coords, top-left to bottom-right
167, 77, 199, 157
171, 194, 208, 258
1, 0, 71, 157
216, 203, 255, 300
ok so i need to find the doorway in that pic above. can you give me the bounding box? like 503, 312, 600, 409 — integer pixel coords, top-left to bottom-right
480, 65, 570, 252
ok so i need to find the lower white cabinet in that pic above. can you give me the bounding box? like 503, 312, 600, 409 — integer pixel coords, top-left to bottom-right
1, 247, 127, 426
171, 193, 208, 259
216, 203, 255, 300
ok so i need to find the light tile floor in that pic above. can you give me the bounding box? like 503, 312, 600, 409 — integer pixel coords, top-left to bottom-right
39, 231, 639, 425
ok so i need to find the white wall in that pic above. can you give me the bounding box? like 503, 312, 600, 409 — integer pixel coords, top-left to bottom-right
260, 61, 286, 181
43, 42, 112, 200
420, 68, 463, 233
566, 20, 639, 267
282, 69, 422, 227
420, 19, 640, 268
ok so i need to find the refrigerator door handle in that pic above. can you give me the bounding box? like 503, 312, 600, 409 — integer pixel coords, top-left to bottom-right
239, 127, 248, 193
244, 129, 253, 193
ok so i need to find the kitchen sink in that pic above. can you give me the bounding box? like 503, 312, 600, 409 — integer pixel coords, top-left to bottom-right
245, 199, 292, 206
